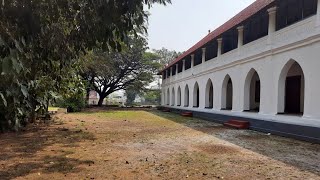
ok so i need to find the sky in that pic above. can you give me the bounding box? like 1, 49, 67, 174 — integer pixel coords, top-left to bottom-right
147, 0, 256, 52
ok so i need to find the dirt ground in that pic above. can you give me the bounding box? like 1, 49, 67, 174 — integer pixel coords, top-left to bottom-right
0, 109, 319, 180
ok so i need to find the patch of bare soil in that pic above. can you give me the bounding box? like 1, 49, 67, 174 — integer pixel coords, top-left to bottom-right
196, 144, 240, 155
0, 110, 319, 179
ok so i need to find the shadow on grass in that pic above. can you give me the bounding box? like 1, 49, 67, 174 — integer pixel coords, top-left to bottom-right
0, 120, 96, 179
80, 107, 154, 114
149, 110, 320, 176
0, 155, 95, 180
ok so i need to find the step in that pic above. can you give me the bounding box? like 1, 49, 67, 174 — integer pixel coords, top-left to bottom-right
181, 111, 193, 117
223, 120, 250, 129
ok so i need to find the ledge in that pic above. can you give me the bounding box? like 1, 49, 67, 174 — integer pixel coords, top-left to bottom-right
165, 107, 320, 144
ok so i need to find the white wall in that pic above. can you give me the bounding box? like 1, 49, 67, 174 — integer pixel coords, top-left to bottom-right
162, 15, 320, 124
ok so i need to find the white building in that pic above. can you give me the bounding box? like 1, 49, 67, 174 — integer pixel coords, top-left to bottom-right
160, 0, 320, 142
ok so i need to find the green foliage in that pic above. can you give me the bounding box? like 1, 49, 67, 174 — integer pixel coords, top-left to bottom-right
83, 36, 161, 106
144, 89, 161, 105
55, 74, 86, 112
152, 47, 182, 66
0, 0, 170, 130
125, 86, 140, 106
56, 95, 86, 113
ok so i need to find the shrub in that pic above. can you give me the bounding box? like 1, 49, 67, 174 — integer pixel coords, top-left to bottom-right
56, 93, 85, 112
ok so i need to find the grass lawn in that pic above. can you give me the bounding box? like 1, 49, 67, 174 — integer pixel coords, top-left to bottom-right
0, 109, 319, 179
48, 107, 59, 111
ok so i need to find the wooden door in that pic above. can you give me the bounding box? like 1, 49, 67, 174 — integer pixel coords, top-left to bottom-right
285, 76, 301, 114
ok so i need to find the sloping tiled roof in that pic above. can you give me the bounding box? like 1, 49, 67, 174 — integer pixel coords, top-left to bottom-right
160, 0, 274, 73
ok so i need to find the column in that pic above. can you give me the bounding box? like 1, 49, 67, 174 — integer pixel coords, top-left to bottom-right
191, 54, 195, 68
170, 67, 173, 77
217, 38, 223, 56
176, 64, 179, 74
237, 26, 244, 48
182, 59, 186, 71
202, 48, 206, 63
267, 7, 277, 34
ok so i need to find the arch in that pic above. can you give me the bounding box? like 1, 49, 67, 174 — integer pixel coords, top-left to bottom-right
278, 60, 305, 115
177, 86, 181, 106
205, 79, 214, 108
244, 69, 261, 112
221, 75, 233, 110
166, 88, 170, 105
184, 85, 190, 107
193, 82, 200, 108
171, 87, 175, 106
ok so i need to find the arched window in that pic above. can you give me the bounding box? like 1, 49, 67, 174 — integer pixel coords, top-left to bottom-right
184, 85, 190, 107
244, 69, 261, 112
171, 88, 175, 106
278, 60, 305, 115
205, 79, 214, 108
193, 82, 200, 108
177, 87, 181, 106
221, 75, 233, 110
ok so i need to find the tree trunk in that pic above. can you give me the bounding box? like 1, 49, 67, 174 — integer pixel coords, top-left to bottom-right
85, 88, 90, 107
98, 95, 105, 106
29, 100, 37, 123
46, 98, 50, 113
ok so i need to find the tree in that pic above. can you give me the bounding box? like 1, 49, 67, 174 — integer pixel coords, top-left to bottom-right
0, 0, 170, 131
125, 86, 140, 106
144, 89, 161, 105
83, 36, 161, 106
153, 48, 182, 66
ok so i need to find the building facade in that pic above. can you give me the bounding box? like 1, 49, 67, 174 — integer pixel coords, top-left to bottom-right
160, 0, 320, 140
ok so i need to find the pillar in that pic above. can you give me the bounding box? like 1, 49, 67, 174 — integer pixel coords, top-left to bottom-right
202, 48, 206, 63
237, 26, 244, 48
217, 38, 223, 56
170, 67, 173, 77
191, 54, 195, 68
267, 7, 277, 34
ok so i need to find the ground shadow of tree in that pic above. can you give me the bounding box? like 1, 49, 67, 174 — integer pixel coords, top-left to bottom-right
0, 120, 96, 179
0, 155, 95, 180
149, 110, 320, 176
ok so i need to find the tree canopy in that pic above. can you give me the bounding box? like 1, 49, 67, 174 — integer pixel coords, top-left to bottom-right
0, 0, 170, 130
152, 47, 182, 66
83, 36, 161, 106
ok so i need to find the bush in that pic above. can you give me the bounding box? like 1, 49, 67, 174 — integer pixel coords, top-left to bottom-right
124, 103, 141, 107
56, 94, 85, 112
